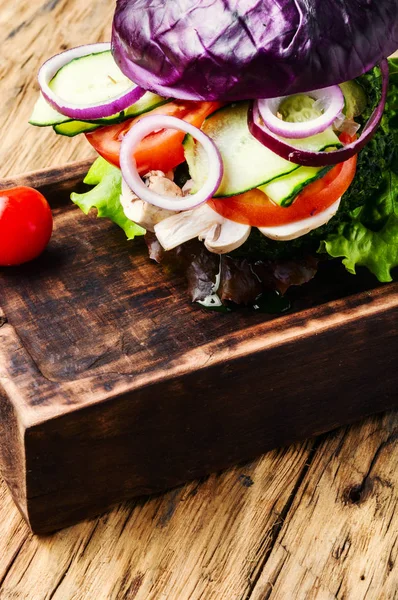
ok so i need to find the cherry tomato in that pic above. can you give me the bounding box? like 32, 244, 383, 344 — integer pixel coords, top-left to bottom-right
209, 134, 358, 227
85, 100, 222, 174
0, 186, 53, 266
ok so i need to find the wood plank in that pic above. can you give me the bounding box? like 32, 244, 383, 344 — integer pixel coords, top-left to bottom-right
0, 0, 105, 178
248, 412, 398, 600
1, 415, 396, 599
0, 165, 396, 532
0, 480, 30, 589
0, 443, 313, 599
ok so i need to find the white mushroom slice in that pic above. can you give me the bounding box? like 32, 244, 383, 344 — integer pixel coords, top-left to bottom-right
154, 204, 218, 250
144, 171, 182, 196
120, 174, 180, 232
203, 219, 251, 253
122, 199, 175, 232
154, 203, 251, 253
258, 198, 341, 241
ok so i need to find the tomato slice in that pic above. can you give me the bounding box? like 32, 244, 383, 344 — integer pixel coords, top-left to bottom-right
86, 101, 222, 174
209, 135, 358, 227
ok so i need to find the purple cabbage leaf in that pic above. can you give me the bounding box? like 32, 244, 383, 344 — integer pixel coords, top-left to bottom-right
112, 0, 398, 101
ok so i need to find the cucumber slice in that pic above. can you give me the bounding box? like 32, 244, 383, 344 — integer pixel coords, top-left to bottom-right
31, 91, 168, 130
50, 49, 134, 106
53, 121, 100, 137
339, 81, 367, 119
278, 94, 323, 123
259, 165, 331, 207
29, 93, 71, 127
184, 102, 341, 197
31, 91, 168, 129
182, 134, 200, 185
106, 93, 168, 123
29, 49, 168, 129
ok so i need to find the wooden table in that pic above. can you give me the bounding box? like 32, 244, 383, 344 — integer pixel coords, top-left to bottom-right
0, 2, 397, 598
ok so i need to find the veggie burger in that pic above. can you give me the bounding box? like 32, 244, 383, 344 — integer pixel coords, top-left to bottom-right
31, 0, 398, 308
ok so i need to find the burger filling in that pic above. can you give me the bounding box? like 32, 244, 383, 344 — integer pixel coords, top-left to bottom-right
30, 46, 398, 307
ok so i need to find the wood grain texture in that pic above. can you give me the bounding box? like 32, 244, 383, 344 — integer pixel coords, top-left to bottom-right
0, 444, 314, 600
0, 164, 396, 534
0, 0, 397, 597
249, 413, 398, 600
0, 0, 103, 177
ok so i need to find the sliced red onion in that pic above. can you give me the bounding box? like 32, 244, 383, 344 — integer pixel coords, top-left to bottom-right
120, 115, 223, 211
248, 60, 389, 167
257, 86, 344, 139
38, 43, 145, 120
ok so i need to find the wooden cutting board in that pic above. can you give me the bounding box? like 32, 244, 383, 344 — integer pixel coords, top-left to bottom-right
0, 164, 397, 534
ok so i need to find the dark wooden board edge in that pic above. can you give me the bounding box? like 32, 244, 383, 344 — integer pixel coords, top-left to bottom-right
0, 280, 396, 423
0, 160, 93, 197
0, 279, 396, 532
0, 388, 27, 521
22, 304, 398, 532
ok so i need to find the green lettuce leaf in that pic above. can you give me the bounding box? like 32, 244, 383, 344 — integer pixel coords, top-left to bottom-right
320, 171, 398, 282
319, 59, 398, 282
71, 157, 145, 240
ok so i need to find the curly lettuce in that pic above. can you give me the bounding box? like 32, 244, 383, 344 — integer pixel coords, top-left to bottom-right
71, 157, 145, 240
320, 171, 398, 281
318, 58, 398, 282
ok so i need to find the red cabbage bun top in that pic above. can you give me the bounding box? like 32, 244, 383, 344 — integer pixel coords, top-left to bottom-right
112, 0, 398, 101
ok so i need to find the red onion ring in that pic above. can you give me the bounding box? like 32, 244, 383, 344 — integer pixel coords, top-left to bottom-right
120, 115, 223, 211
38, 43, 145, 120
257, 86, 344, 139
248, 60, 389, 167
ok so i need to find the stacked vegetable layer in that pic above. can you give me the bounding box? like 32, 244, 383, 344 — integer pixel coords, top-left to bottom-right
30, 45, 398, 305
